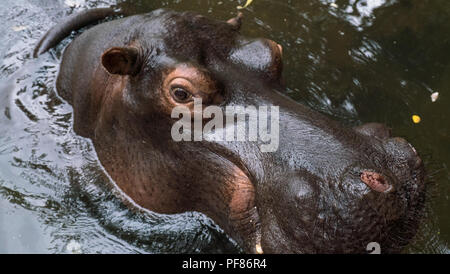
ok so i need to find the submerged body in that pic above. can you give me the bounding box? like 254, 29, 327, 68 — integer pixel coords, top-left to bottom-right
34, 8, 426, 253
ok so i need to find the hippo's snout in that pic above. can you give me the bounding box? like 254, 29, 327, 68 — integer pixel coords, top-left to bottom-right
254, 119, 426, 253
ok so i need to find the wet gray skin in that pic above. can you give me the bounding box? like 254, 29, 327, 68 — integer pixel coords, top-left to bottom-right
32, 6, 426, 254
0, 0, 449, 254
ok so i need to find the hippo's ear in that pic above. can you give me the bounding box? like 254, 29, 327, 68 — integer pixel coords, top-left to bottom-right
101, 47, 141, 76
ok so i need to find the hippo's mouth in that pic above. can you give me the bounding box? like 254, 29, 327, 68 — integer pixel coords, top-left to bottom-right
203, 146, 264, 254
217, 140, 426, 254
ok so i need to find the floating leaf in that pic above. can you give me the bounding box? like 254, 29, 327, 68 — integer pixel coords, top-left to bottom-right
12, 25, 27, 32
237, 0, 254, 10
412, 115, 421, 124
431, 92, 439, 102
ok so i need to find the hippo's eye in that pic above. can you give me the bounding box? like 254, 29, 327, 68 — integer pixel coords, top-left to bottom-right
171, 87, 192, 103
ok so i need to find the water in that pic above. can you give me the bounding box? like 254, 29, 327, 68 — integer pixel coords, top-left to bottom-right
0, 0, 448, 253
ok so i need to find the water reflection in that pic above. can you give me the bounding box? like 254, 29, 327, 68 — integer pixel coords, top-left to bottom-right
0, 0, 448, 253
323, 0, 395, 29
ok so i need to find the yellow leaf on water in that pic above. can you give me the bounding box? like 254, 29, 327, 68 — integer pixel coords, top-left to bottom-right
237, 0, 254, 10
412, 115, 421, 124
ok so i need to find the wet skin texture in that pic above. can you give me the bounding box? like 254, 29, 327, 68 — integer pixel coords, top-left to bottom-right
35, 8, 426, 254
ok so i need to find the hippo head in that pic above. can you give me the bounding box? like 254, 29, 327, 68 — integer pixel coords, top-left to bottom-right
79, 9, 426, 253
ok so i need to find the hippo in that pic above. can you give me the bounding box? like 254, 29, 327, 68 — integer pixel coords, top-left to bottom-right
34, 7, 426, 254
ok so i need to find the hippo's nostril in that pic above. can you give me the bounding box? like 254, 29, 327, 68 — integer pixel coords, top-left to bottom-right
392, 137, 418, 155
360, 171, 393, 193
386, 137, 421, 168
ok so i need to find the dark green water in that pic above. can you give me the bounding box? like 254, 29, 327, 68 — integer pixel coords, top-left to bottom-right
0, 0, 448, 253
